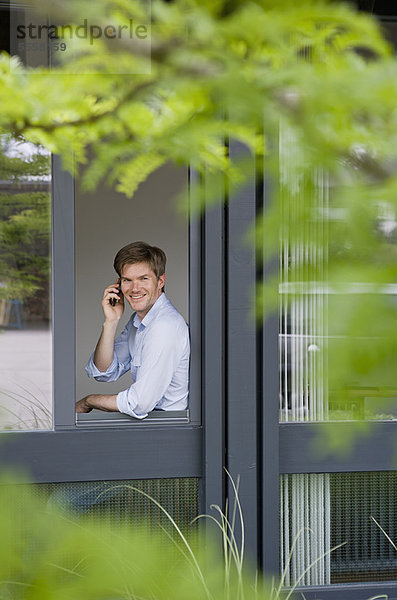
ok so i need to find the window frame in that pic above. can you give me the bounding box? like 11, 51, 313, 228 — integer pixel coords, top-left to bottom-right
52, 156, 201, 430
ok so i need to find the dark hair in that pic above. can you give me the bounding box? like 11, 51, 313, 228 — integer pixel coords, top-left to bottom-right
113, 241, 166, 279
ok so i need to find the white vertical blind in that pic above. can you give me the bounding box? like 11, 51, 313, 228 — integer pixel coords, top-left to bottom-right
279, 124, 328, 423
280, 474, 331, 586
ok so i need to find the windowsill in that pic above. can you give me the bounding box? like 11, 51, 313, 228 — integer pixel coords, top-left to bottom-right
76, 409, 190, 427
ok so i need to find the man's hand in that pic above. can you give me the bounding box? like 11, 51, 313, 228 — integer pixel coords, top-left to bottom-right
92, 280, 125, 373
75, 396, 93, 413
75, 394, 119, 413
102, 280, 124, 322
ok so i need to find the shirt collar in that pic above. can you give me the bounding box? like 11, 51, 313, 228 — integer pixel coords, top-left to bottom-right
133, 292, 167, 329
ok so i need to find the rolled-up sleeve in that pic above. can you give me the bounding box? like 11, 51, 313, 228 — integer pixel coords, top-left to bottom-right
116, 321, 184, 419
85, 319, 133, 382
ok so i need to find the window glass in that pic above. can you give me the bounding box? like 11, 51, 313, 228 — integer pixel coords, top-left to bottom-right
0, 138, 52, 430
75, 164, 189, 412
278, 125, 397, 422
278, 124, 329, 423
280, 472, 397, 586
27, 477, 199, 535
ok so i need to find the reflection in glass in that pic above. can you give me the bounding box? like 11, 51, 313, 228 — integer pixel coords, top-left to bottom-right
0, 137, 52, 430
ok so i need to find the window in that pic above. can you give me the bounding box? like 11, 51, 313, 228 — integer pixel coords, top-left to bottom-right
2, 3, 201, 430
0, 138, 52, 431
74, 163, 196, 425
280, 472, 397, 586
278, 124, 397, 423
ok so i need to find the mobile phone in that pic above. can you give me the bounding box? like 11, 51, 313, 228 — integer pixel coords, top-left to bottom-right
109, 278, 121, 307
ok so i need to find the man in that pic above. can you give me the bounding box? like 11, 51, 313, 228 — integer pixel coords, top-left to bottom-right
76, 241, 190, 418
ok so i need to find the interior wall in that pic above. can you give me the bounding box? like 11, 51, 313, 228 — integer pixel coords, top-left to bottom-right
75, 164, 188, 400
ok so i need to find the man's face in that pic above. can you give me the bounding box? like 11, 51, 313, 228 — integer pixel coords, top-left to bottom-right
120, 262, 165, 320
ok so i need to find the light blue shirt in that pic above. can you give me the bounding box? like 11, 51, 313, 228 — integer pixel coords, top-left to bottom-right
85, 293, 190, 419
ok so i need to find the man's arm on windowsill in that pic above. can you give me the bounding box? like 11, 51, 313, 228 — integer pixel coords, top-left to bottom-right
76, 394, 118, 413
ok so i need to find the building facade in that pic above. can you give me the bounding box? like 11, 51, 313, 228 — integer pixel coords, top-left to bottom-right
0, 2, 396, 599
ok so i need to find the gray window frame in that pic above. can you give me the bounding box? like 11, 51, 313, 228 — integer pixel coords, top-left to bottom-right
54, 156, 201, 429
220, 140, 397, 597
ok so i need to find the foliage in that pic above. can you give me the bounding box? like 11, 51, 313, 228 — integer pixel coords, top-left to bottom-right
0, 470, 368, 600
0, 469, 390, 599
0, 137, 51, 316
371, 516, 397, 554
0, 0, 396, 409
0, 474, 275, 600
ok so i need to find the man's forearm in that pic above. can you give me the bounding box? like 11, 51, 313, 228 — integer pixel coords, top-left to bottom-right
93, 320, 119, 372
76, 394, 119, 413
